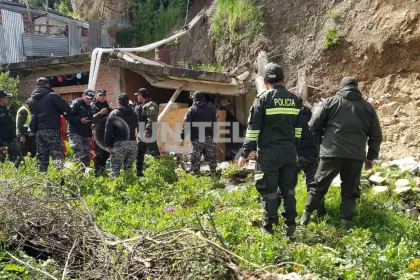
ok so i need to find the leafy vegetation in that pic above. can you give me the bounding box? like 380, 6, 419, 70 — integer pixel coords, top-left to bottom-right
211, 0, 263, 42
0, 72, 20, 121
324, 26, 341, 49
179, 59, 225, 72
25, 0, 78, 18
1, 155, 420, 278
117, 0, 191, 47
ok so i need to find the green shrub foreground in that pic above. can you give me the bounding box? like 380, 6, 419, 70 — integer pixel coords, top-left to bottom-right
1, 156, 420, 279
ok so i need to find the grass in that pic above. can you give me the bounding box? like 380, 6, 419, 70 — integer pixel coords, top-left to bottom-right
179, 60, 225, 72
1, 157, 420, 279
211, 0, 263, 42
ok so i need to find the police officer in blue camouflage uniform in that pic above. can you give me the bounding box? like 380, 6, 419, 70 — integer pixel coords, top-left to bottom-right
0, 90, 18, 165
238, 63, 302, 237
68, 89, 94, 168
105, 93, 138, 177
29, 77, 79, 172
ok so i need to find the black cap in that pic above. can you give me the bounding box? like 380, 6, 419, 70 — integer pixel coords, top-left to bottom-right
264, 63, 284, 84
0, 89, 11, 98
193, 91, 205, 101
340, 76, 358, 89
135, 88, 149, 97
118, 93, 129, 103
97, 89, 107, 96
36, 77, 49, 86
83, 89, 95, 99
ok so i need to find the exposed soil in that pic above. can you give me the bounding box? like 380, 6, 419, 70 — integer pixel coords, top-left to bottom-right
172, 0, 420, 160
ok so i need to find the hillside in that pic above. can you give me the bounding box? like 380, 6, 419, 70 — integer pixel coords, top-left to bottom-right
171, 0, 420, 160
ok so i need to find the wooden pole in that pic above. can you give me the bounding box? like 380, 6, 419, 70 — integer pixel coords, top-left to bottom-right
45, 0, 49, 36
24, 0, 34, 33
157, 85, 185, 123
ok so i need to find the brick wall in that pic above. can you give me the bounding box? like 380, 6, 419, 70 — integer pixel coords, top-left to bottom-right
17, 64, 120, 104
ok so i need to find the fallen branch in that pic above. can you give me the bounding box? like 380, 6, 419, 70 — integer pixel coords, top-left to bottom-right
6, 251, 59, 280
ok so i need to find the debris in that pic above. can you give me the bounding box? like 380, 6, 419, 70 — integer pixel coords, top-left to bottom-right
220, 162, 230, 170
394, 186, 412, 195
405, 209, 420, 220
332, 175, 341, 187
395, 179, 411, 188
369, 175, 386, 185
236, 71, 250, 81
246, 160, 256, 171
414, 177, 420, 187
372, 186, 389, 195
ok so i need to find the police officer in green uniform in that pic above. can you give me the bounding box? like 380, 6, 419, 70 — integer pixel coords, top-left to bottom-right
16, 99, 37, 165
238, 63, 302, 237
135, 88, 160, 177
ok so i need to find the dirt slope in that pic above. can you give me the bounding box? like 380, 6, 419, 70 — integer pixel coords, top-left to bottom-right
172, 0, 420, 160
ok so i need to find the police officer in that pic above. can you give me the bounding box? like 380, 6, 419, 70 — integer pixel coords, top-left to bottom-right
135, 88, 160, 177
301, 77, 382, 229
0, 89, 18, 164
180, 91, 218, 176
67, 89, 94, 168
29, 77, 79, 171
91, 89, 111, 176
104, 93, 138, 177
293, 99, 325, 218
16, 99, 37, 165
238, 63, 302, 237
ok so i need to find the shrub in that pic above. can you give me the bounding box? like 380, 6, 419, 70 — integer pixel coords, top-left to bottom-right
324, 26, 341, 48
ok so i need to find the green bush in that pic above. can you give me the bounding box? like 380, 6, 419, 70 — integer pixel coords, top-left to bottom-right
324, 26, 341, 48
0, 72, 20, 122
211, 0, 263, 41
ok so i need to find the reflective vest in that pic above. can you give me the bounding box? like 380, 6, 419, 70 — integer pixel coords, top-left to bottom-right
16, 106, 31, 132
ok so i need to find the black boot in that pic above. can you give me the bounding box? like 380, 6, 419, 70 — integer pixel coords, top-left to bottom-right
299, 211, 312, 226
286, 224, 296, 238
262, 224, 274, 235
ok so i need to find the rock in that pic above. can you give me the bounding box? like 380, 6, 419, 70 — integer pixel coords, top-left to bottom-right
225, 185, 246, 193
414, 177, 420, 187
220, 162, 230, 170
394, 186, 412, 195
245, 160, 256, 171
413, 187, 420, 193
395, 179, 411, 188
390, 157, 419, 174
379, 102, 400, 115
372, 186, 389, 195
360, 179, 371, 187
383, 118, 397, 126
402, 103, 418, 116
361, 173, 370, 179
405, 209, 420, 220
390, 173, 400, 179
369, 175, 386, 185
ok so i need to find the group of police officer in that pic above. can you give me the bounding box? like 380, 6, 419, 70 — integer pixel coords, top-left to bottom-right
0, 77, 160, 177
238, 63, 382, 238
1, 63, 383, 237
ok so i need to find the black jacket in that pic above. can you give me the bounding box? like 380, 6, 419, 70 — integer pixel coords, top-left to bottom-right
68, 98, 94, 137
91, 100, 112, 124
29, 87, 77, 131
309, 86, 382, 161
181, 100, 217, 142
104, 106, 138, 148
241, 85, 303, 160
0, 105, 15, 146
298, 106, 320, 158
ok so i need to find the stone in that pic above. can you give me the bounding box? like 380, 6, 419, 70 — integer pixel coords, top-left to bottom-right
372, 186, 389, 195
225, 185, 246, 193
383, 118, 397, 126
369, 175, 386, 185
245, 160, 256, 171
332, 175, 342, 187
402, 103, 418, 116
405, 209, 420, 220
379, 102, 400, 115
220, 162, 230, 170
394, 186, 412, 195
395, 179, 411, 188
360, 179, 371, 187
390, 157, 419, 173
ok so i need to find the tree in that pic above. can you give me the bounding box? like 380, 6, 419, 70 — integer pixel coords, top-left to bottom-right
0, 72, 21, 121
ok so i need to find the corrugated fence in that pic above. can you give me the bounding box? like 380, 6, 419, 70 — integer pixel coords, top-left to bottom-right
23, 34, 69, 57
0, 9, 25, 64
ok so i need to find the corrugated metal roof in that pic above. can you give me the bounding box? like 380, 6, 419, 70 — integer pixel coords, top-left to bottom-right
1, 9, 26, 63
88, 20, 101, 51
0, 25, 7, 63
23, 34, 69, 57
69, 20, 81, 55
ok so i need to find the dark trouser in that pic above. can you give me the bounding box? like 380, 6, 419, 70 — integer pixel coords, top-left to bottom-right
304, 158, 363, 221
136, 140, 160, 175
189, 136, 217, 175
93, 141, 110, 176
0, 140, 18, 165
256, 155, 297, 227
17, 135, 37, 165
68, 134, 91, 167
36, 129, 65, 172
293, 157, 325, 215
